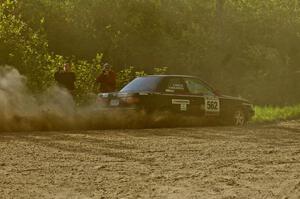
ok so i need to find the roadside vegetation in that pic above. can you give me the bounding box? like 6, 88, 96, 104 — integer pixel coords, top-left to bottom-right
253, 105, 300, 123
1, 0, 299, 106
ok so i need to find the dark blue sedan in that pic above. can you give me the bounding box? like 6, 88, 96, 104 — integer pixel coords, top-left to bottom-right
98, 75, 254, 126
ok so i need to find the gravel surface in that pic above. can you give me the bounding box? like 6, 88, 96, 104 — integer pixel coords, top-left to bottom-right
0, 120, 300, 199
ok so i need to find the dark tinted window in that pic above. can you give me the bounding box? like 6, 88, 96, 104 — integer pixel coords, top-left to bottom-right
163, 77, 187, 94
120, 76, 161, 92
183, 78, 214, 95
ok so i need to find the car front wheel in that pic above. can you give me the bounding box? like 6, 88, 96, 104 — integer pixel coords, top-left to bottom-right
232, 109, 247, 126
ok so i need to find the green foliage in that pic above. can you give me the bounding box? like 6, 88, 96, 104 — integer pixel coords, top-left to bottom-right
1, 0, 300, 105
153, 67, 168, 75
253, 105, 300, 123
116, 66, 136, 90
0, 0, 53, 91
116, 66, 167, 90
73, 53, 102, 99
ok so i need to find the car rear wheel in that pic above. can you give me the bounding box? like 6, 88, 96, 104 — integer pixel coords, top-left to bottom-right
232, 109, 247, 126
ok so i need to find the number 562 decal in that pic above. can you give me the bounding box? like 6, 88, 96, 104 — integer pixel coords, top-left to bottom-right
204, 96, 220, 114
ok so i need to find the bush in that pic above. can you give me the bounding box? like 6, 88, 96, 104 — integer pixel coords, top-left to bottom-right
253, 105, 300, 123
0, 0, 55, 91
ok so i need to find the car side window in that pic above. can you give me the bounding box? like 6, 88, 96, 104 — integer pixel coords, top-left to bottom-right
184, 78, 214, 95
164, 78, 187, 94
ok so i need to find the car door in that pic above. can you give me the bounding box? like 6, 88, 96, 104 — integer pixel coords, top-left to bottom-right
155, 77, 193, 114
182, 77, 221, 117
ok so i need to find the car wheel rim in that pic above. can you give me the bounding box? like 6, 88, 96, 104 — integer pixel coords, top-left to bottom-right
234, 110, 245, 126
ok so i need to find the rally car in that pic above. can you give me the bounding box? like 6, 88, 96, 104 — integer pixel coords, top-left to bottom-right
98, 75, 254, 126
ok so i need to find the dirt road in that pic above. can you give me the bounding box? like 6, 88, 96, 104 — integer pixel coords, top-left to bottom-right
0, 121, 300, 199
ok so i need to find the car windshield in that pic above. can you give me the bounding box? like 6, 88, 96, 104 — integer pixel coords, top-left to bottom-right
120, 76, 161, 92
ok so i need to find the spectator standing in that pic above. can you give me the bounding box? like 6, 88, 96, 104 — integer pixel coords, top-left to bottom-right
96, 63, 116, 93
54, 63, 76, 95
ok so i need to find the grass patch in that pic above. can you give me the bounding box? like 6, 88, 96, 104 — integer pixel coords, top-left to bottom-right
253, 104, 300, 123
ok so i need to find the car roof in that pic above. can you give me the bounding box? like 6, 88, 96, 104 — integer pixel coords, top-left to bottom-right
142, 75, 216, 91
143, 75, 200, 79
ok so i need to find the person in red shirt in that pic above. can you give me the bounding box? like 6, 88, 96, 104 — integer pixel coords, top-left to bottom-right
96, 63, 116, 93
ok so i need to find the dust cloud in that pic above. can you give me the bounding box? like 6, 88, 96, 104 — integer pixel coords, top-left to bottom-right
0, 66, 205, 132
0, 66, 139, 132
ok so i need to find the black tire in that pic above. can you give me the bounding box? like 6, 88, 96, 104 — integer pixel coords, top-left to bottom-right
232, 109, 247, 126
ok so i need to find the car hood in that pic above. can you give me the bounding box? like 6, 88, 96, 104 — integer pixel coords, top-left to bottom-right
219, 94, 251, 103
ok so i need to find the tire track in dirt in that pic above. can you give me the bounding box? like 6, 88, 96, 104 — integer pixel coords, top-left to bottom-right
0, 121, 299, 199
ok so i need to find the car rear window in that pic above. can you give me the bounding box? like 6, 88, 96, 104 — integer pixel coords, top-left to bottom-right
120, 76, 161, 92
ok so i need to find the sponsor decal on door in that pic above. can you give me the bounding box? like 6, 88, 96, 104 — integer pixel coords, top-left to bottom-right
172, 99, 190, 111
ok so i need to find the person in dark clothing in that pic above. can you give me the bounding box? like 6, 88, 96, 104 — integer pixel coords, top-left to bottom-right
96, 63, 116, 93
54, 63, 76, 95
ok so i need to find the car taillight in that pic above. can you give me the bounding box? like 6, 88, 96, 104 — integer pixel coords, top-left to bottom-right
122, 96, 140, 104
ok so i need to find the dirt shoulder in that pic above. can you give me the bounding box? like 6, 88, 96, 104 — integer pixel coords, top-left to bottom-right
0, 121, 300, 199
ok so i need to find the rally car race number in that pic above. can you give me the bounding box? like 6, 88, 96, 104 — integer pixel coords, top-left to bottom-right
204, 96, 220, 113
